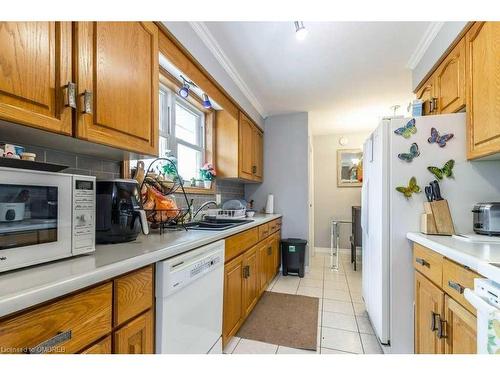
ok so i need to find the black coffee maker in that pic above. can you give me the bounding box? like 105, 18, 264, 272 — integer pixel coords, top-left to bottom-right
96, 179, 149, 244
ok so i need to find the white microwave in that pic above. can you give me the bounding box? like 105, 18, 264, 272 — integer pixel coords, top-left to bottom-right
0, 167, 96, 273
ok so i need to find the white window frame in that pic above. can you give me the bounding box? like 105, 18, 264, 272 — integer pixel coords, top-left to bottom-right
159, 84, 205, 181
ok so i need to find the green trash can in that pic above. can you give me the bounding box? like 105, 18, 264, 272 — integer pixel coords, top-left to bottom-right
281, 238, 307, 277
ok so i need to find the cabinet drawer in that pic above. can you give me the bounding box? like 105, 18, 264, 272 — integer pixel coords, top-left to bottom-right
413, 244, 443, 287
269, 219, 281, 233
225, 228, 259, 262
443, 258, 481, 315
113, 266, 153, 327
258, 223, 270, 240
0, 282, 112, 354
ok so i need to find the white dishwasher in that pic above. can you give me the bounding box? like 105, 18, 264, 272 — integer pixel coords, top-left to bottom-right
156, 240, 225, 354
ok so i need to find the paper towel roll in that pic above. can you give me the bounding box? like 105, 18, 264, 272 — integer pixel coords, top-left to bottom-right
265, 194, 274, 214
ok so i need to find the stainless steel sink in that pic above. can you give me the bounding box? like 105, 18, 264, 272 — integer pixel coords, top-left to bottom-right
185, 218, 254, 231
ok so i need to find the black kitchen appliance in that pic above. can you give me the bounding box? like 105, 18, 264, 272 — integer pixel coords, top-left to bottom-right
96, 179, 149, 244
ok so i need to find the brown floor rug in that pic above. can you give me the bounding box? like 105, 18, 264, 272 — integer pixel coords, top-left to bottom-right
237, 291, 319, 351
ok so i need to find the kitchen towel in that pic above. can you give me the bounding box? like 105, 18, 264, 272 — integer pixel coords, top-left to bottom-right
488, 311, 500, 354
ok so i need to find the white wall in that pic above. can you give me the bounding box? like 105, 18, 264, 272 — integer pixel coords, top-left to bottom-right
163, 22, 264, 128
313, 131, 371, 249
412, 22, 468, 90
245, 112, 309, 258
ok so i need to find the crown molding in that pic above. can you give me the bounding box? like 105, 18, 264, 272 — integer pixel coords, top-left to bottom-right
189, 22, 266, 118
406, 22, 444, 70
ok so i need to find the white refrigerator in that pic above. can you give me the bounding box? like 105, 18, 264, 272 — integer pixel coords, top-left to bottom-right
361, 112, 500, 353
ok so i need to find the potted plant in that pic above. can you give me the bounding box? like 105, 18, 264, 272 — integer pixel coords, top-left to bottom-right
199, 163, 216, 189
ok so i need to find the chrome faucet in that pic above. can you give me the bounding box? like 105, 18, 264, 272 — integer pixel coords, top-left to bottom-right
192, 201, 217, 221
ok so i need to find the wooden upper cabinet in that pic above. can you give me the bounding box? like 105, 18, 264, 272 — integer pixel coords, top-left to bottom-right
444, 295, 477, 354
0, 22, 73, 135
239, 112, 254, 180
416, 75, 436, 115
466, 22, 500, 159
253, 126, 263, 180
217, 110, 263, 182
75, 22, 159, 156
414, 271, 444, 354
435, 37, 466, 114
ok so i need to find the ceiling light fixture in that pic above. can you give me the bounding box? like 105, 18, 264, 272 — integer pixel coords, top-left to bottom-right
294, 21, 308, 41
202, 93, 212, 109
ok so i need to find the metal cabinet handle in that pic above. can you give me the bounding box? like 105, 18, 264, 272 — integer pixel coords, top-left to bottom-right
415, 257, 429, 267
436, 316, 447, 339
242, 265, 250, 279
252, 166, 257, 174
430, 311, 439, 332
432, 97, 438, 113
448, 280, 465, 294
64, 82, 77, 109
82, 90, 93, 114
27, 330, 72, 354
267, 247, 272, 256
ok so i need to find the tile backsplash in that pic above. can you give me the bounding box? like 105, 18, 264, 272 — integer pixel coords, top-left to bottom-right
10, 142, 121, 179
178, 180, 246, 210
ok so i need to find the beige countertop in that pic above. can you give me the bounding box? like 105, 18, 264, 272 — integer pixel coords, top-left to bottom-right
407, 232, 500, 284
0, 214, 282, 318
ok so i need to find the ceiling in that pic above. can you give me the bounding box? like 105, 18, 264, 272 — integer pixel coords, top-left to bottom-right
191, 22, 432, 134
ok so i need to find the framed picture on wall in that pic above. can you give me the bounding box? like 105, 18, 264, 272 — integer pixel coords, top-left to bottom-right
337, 149, 363, 187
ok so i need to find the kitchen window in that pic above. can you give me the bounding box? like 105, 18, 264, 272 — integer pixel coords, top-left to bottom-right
159, 85, 206, 182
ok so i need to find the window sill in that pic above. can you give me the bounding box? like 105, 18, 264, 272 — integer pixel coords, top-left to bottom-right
180, 185, 216, 195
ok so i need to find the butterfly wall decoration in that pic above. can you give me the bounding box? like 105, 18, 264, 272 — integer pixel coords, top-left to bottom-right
428, 127, 454, 147
394, 118, 417, 139
427, 159, 455, 180
398, 143, 420, 162
395, 176, 421, 198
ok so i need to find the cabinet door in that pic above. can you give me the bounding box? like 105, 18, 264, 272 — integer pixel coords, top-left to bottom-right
273, 232, 281, 275
222, 255, 244, 345
252, 127, 263, 181
75, 22, 159, 156
416, 75, 436, 115
239, 112, 254, 180
242, 245, 259, 316
257, 242, 269, 294
114, 310, 153, 354
81, 336, 112, 354
414, 272, 445, 354
444, 295, 477, 354
0, 22, 72, 135
466, 22, 500, 159
435, 38, 466, 114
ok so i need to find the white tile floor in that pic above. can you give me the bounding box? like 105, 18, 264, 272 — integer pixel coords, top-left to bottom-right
225, 250, 384, 354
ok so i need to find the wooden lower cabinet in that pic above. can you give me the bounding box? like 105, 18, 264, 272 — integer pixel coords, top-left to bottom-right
222, 254, 245, 344
444, 296, 477, 354
81, 336, 112, 354
114, 310, 154, 354
222, 223, 281, 347
414, 271, 445, 354
242, 245, 259, 316
0, 265, 154, 355
413, 244, 479, 354
0, 283, 112, 354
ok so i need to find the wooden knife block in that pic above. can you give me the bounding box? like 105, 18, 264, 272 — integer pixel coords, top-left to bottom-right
420, 200, 455, 236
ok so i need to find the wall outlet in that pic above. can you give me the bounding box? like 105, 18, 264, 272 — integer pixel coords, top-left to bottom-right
215, 194, 221, 206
